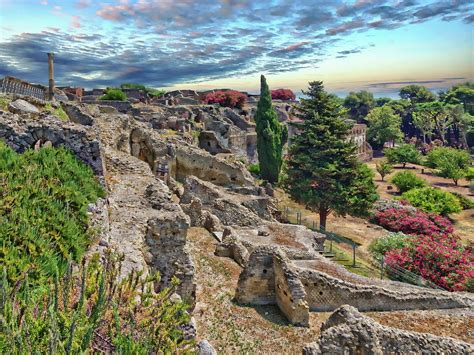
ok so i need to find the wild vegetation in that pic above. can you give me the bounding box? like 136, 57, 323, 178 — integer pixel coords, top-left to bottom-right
203, 90, 247, 109
100, 88, 127, 101
255, 75, 287, 183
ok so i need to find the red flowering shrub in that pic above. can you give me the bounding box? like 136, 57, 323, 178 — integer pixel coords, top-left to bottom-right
203, 90, 247, 109
372, 208, 453, 236
385, 234, 474, 291
271, 89, 296, 101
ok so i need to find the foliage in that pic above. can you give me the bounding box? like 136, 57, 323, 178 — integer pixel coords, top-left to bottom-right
343, 90, 375, 122
425, 146, 471, 185
390, 171, 427, 193
120, 83, 166, 97
441, 82, 474, 115
470, 181, 474, 194
384, 144, 421, 167
366, 106, 403, 148
255, 75, 287, 183
375, 97, 392, 107
0, 96, 9, 110
271, 88, 296, 101
385, 234, 473, 291
0, 251, 191, 353
248, 163, 260, 176
373, 198, 417, 213
284, 81, 378, 230
372, 207, 453, 237
100, 88, 127, 101
375, 159, 393, 181
45, 103, 68, 121
399, 85, 436, 104
401, 187, 462, 215
203, 90, 246, 109
368, 232, 409, 259
413, 103, 436, 143
467, 167, 474, 181
451, 192, 474, 210
0, 142, 105, 282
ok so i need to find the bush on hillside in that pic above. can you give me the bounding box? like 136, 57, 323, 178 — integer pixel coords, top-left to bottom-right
248, 163, 260, 176
451, 192, 474, 210
390, 171, 427, 193
384, 144, 421, 168
373, 198, 417, 213
372, 207, 453, 237
1, 251, 191, 353
401, 187, 462, 215
425, 147, 471, 185
203, 90, 247, 109
385, 234, 473, 291
271, 88, 296, 101
368, 232, 409, 259
0, 142, 104, 282
100, 88, 127, 101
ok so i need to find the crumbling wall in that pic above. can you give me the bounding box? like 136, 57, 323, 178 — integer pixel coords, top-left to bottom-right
0, 111, 105, 176
298, 267, 472, 312
303, 305, 474, 354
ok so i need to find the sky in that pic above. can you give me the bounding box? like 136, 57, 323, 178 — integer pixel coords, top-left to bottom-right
0, 0, 473, 98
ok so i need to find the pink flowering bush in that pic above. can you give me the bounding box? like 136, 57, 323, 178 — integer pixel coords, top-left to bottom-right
385, 234, 473, 291
372, 207, 453, 237
271, 88, 296, 101
203, 90, 247, 109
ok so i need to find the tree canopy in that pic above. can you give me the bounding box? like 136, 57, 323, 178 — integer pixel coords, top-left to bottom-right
399, 85, 436, 104
366, 106, 403, 148
284, 81, 378, 230
343, 90, 375, 122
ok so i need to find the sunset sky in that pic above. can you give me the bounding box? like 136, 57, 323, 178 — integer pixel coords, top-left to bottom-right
0, 0, 473, 97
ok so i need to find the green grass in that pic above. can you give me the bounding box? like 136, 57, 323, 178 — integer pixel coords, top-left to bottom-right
0, 96, 10, 110
0, 142, 104, 282
45, 103, 69, 121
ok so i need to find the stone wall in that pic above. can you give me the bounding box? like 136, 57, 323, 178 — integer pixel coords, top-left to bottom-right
0, 111, 106, 176
235, 246, 473, 326
303, 305, 474, 354
83, 100, 132, 113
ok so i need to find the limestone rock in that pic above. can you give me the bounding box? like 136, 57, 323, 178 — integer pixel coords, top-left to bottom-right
8, 99, 39, 116
306, 305, 474, 354
197, 340, 217, 355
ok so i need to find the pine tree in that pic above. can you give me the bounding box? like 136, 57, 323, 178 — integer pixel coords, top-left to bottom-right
283, 81, 378, 230
255, 75, 287, 183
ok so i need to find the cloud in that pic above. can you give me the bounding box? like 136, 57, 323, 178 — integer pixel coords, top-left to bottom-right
0, 0, 472, 88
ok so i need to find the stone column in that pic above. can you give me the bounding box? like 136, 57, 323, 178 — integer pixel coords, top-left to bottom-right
47, 52, 54, 101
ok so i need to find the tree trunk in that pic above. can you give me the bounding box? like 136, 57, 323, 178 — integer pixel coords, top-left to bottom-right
319, 209, 328, 232
454, 179, 458, 186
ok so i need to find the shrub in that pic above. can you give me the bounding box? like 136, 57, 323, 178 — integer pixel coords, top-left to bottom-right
100, 88, 127, 101
467, 167, 474, 181
451, 192, 474, 209
0, 142, 104, 282
425, 147, 471, 185
1, 251, 191, 353
390, 171, 427, 193
401, 187, 462, 215
373, 198, 417, 213
372, 208, 453, 237
147, 88, 166, 97
384, 144, 421, 167
248, 163, 260, 176
385, 234, 473, 291
271, 88, 296, 101
375, 159, 393, 181
203, 90, 246, 109
368, 232, 409, 259
470, 181, 474, 194
45, 103, 68, 121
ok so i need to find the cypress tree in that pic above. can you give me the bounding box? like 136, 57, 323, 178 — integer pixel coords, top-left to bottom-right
283, 81, 378, 230
255, 75, 288, 183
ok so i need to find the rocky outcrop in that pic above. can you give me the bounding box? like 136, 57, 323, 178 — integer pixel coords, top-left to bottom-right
0, 111, 105, 176
8, 99, 40, 116
303, 305, 474, 354
61, 102, 94, 125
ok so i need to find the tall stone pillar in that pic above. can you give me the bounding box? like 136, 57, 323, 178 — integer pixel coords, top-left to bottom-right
47, 52, 54, 101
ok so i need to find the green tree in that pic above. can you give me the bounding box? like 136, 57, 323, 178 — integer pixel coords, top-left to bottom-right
284, 81, 378, 230
384, 144, 421, 168
413, 104, 436, 143
401, 187, 462, 215
442, 82, 474, 115
375, 97, 392, 107
399, 85, 436, 104
255, 75, 287, 183
390, 171, 427, 193
343, 90, 375, 122
366, 106, 403, 148
376, 159, 393, 181
426, 147, 471, 185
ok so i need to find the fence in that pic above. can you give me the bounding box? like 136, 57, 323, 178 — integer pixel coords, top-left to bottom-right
0, 76, 46, 101
278, 204, 446, 290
